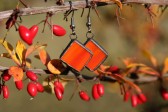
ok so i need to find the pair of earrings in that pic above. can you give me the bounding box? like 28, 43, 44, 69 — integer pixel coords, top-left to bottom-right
60, 8, 108, 72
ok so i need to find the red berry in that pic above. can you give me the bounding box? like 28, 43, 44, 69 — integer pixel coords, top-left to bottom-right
107, 66, 119, 73
138, 93, 147, 103
97, 83, 104, 97
79, 91, 90, 101
0, 84, 2, 95
18, 25, 38, 45
2, 71, 11, 81
52, 25, 66, 36
92, 84, 100, 100
54, 87, 63, 100
26, 71, 38, 81
137, 97, 143, 105
2, 85, 9, 99
15, 80, 24, 90
124, 91, 130, 102
27, 82, 37, 97
36, 82, 44, 92
161, 89, 168, 100
131, 95, 138, 107
54, 81, 64, 94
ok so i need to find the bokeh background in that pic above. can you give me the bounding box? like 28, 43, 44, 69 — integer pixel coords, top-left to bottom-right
0, 0, 168, 112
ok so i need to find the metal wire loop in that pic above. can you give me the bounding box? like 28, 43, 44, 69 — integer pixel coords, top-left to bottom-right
86, 31, 94, 39
86, 7, 94, 39
69, 33, 77, 40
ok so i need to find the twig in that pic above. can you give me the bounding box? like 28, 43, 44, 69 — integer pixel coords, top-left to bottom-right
0, 0, 168, 20
0, 65, 159, 83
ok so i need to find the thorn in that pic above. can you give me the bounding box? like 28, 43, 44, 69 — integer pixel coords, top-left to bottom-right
19, 0, 29, 8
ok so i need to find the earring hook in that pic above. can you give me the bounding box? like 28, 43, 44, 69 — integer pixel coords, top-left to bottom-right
69, 10, 77, 40
86, 8, 91, 32
64, 1, 73, 21
81, 0, 90, 17
86, 7, 94, 39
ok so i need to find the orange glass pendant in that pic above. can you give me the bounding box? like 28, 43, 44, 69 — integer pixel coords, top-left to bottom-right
60, 40, 93, 72
84, 39, 108, 71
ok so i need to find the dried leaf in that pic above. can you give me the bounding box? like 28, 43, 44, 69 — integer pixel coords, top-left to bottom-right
47, 59, 66, 75
112, 74, 142, 93
16, 40, 26, 63
126, 63, 146, 69
137, 66, 160, 76
162, 58, 168, 75
121, 58, 136, 66
94, 65, 110, 75
100, 65, 110, 71
124, 63, 145, 76
8, 66, 24, 81
0, 39, 20, 65
25, 44, 47, 59
38, 49, 51, 66
95, 69, 112, 76
142, 49, 157, 67
26, 61, 31, 68
93, 68, 142, 93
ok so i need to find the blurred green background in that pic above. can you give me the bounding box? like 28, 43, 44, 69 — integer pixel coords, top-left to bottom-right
1, 0, 168, 112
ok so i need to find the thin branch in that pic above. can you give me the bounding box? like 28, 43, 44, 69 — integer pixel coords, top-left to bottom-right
123, 0, 168, 5
0, 65, 159, 83
0, 0, 168, 20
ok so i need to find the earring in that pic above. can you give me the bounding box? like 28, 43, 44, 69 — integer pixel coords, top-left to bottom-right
84, 7, 108, 71
60, 10, 93, 72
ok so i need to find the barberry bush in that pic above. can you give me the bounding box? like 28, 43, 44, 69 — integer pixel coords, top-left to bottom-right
0, 0, 168, 112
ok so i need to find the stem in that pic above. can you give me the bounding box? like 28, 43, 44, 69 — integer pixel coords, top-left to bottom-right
19, 0, 29, 8
0, 0, 167, 20
0, 65, 160, 83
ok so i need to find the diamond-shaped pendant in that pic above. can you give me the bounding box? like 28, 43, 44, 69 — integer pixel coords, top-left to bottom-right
84, 39, 108, 71
60, 40, 93, 72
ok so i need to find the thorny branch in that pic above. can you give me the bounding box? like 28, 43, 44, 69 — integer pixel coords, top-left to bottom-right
0, 65, 161, 84
0, 0, 167, 20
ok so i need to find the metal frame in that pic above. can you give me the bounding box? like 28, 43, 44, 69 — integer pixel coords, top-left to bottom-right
60, 39, 93, 72
84, 38, 108, 71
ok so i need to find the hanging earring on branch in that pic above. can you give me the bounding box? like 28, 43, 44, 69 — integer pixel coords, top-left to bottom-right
84, 7, 108, 71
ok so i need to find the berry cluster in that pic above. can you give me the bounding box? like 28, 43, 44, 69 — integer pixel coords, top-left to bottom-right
1, 70, 44, 98
79, 83, 104, 101
98, 65, 149, 108
54, 80, 64, 100
124, 91, 147, 107
26, 71, 44, 97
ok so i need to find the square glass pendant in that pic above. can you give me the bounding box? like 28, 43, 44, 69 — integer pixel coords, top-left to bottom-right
84, 39, 108, 71
60, 40, 93, 72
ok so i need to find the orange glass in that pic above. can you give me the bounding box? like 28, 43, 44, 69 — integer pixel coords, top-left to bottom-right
85, 39, 108, 71
60, 40, 92, 72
